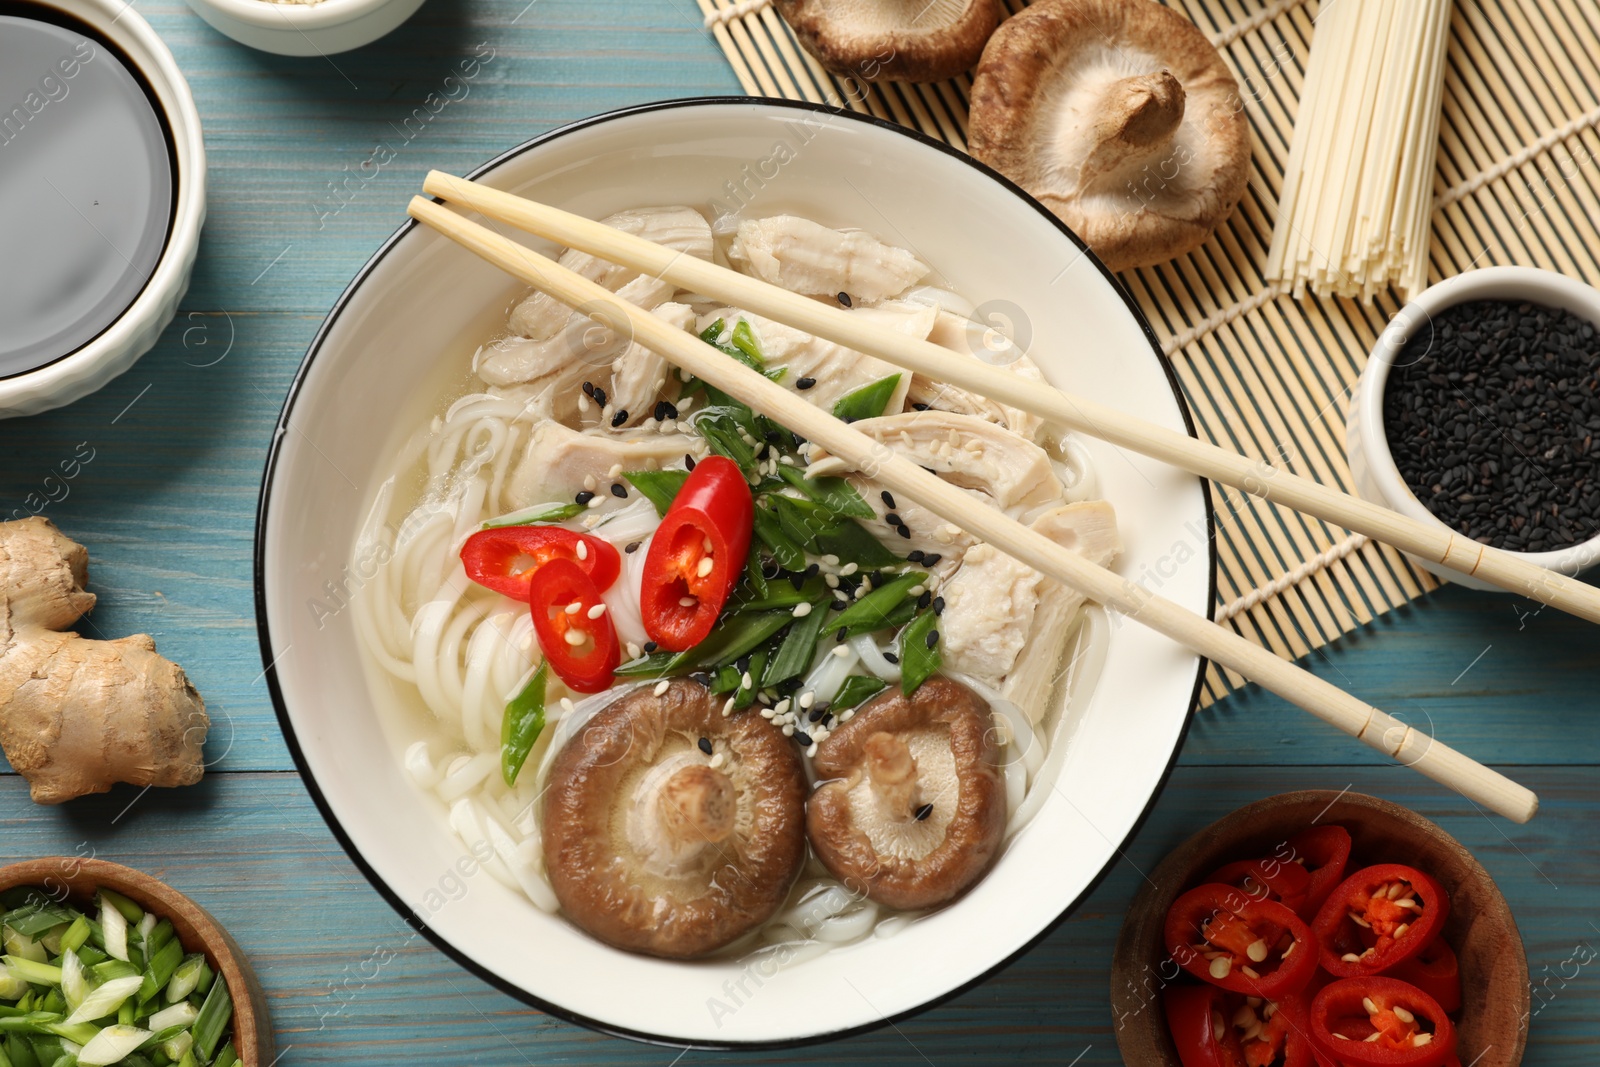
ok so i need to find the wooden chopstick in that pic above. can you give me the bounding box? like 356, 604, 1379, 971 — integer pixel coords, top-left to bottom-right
406, 193, 1538, 824
421, 170, 1600, 628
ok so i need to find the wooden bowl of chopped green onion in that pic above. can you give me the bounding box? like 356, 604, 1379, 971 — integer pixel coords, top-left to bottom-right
0, 857, 271, 1066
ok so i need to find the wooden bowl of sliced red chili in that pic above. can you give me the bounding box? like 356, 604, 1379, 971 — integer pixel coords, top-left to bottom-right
1110, 790, 1528, 1067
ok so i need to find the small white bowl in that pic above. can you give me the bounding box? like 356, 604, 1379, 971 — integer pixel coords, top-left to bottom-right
182, 0, 426, 56
1348, 266, 1600, 590
0, 0, 205, 419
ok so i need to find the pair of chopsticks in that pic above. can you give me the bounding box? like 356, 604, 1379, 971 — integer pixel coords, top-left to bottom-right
407, 174, 1540, 824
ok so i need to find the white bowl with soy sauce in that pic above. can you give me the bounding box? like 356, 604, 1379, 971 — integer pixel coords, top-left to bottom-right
1349, 266, 1600, 590
0, 0, 205, 419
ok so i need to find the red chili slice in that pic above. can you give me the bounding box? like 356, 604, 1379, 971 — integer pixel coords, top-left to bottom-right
526, 558, 620, 693
1165, 885, 1320, 998
1309, 977, 1455, 1067
1164, 984, 1316, 1067
1313, 864, 1448, 978
1387, 937, 1460, 1014
1209, 857, 1314, 915
1288, 826, 1353, 920
460, 526, 621, 601
641, 456, 754, 651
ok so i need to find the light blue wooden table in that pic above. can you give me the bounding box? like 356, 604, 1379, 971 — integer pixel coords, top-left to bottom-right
3, 0, 1598, 1061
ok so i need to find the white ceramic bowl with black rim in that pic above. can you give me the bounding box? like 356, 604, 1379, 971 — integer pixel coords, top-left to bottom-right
254, 98, 1216, 1047
1348, 266, 1600, 590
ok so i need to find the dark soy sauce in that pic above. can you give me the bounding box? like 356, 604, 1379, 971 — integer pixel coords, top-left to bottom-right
0, 2, 174, 378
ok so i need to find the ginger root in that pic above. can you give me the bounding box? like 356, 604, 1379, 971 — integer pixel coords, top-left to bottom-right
0, 517, 207, 804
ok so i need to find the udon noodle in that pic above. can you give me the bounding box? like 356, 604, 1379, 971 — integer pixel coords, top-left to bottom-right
353, 207, 1117, 964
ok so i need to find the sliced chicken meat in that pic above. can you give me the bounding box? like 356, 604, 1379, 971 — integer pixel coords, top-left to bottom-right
907, 310, 1046, 440
504, 419, 707, 512
477, 274, 675, 390
728, 215, 929, 305
1000, 501, 1121, 720
936, 501, 1121, 717
506, 206, 711, 339
608, 303, 695, 428
806, 410, 1063, 520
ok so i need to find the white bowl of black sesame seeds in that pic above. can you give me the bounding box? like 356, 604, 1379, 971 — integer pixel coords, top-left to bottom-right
1349, 266, 1600, 591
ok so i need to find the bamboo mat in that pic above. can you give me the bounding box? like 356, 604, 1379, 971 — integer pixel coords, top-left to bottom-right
695, 0, 1600, 704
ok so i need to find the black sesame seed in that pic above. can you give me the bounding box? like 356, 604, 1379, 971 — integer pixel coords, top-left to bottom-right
932, 596, 945, 616
794, 731, 814, 747
914, 803, 933, 821
883, 651, 899, 664
689, 671, 712, 687
921, 553, 942, 568
663, 401, 679, 420
611, 409, 629, 428
789, 571, 806, 591
917, 591, 932, 610
592, 386, 608, 407
880, 490, 897, 509
685, 454, 697, 470
808, 708, 825, 723
644, 641, 659, 654
836, 626, 849, 642
697, 737, 713, 756
653, 400, 669, 421
885, 512, 902, 526
796, 376, 817, 390
582, 381, 596, 398
735, 655, 751, 674
837, 291, 852, 307
896, 524, 912, 539
574, 490, 595, 505
911, 402, 930, 411
610, 482, 627, 498
906, 549, 925, 564
625, 541, 641, 554
804, 562, 820, 578
821, 712, 834, 727
926, 629, 940, 649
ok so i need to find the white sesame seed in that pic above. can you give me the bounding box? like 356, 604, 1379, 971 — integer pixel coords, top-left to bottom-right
821, 554, 840, 566
805, 743, 818, 758
781, 724, 795, 736
722, 698, 734, 716
740, 672, 753, 690
607, 463, 623, 478
774, 698, 791, 714
586, 603, 606, 619
825, 573, 840, 588
709, 752, 725, 769
653, 680, 670, 696
909, 584, 926, 597
587, 496, 603, 509
832, 645, 850, 657
792, 602, 813, 618
626, 642, 642, 660
576, 540, 588, 560
560, 698, 576, 714
583, 474, 598, 492
760, 708, 775, 719
799, 692, 815, 708
578, 395, 591, 414
840, 709, 854, 722
839, 562, 859, 576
